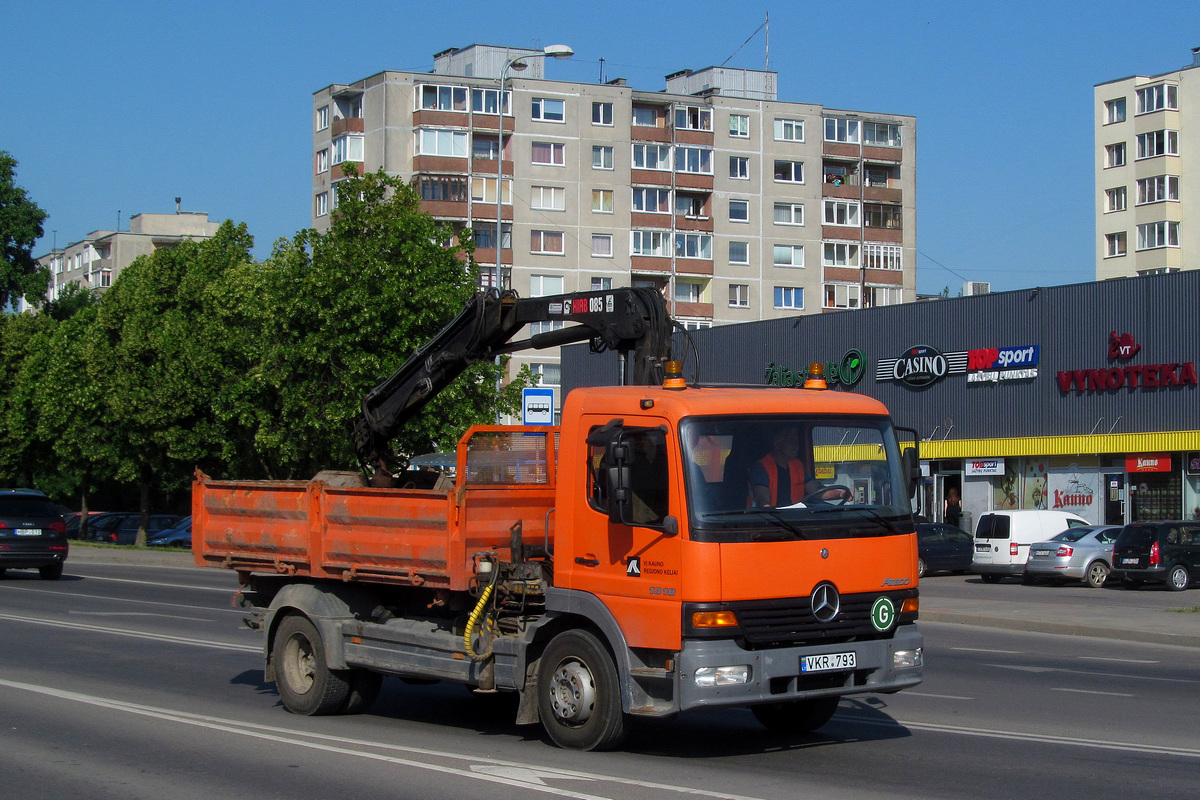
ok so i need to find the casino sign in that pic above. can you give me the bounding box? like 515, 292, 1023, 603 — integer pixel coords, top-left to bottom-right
877, 345, 968, 388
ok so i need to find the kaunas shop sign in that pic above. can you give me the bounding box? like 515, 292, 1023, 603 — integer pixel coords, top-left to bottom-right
1056, 332, 1198, 394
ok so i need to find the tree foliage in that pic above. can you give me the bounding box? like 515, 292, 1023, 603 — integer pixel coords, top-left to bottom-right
0, 151, 50, 310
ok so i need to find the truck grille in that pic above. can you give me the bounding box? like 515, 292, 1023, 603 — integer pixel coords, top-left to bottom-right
710, 589, 917, 648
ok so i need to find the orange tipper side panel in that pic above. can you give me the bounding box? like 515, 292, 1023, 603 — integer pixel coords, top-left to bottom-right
318, 486, 455, 587
717, 535, 918, 601
459, 486, 557, 583
192, 475, 314, 573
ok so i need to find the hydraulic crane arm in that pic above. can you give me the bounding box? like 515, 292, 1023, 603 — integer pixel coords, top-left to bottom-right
351, 287, 672, 474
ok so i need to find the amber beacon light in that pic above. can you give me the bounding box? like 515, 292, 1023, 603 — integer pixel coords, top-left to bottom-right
663, 360, 687, 390
803, 362, 828, 389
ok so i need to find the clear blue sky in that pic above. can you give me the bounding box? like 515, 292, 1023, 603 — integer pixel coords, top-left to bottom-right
4, 0, 1199, 295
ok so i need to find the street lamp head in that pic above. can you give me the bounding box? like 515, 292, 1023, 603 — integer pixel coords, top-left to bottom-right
508, 59, 528, 72
543, 44, 574, 59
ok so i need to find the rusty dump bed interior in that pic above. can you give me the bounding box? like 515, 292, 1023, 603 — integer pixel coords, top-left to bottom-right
193, 427, 558, 591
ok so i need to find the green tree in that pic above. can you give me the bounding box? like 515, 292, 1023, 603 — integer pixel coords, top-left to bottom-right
0, 311, 58, 488
0, 151, 50, 310
235, 167, 522, 479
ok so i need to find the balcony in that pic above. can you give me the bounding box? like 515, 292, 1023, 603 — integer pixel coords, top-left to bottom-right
672, 128, 714, 146
412, 110, 469, 129
674, 214, 713, 232
672, 301, 714, 318
331, 117, 364, 137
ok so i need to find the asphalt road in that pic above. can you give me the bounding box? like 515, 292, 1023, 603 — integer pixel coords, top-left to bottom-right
0, 550, 1197, 800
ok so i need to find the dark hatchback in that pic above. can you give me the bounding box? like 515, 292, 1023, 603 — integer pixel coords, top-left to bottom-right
1110, 521, 1200, 591
0, 489, 68, 580
916, 522, 973, 577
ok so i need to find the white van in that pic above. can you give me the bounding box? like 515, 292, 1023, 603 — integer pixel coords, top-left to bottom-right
972, 510, 1089, 583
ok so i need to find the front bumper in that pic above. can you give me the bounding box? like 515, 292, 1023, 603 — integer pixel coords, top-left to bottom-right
675, 625, 923, 712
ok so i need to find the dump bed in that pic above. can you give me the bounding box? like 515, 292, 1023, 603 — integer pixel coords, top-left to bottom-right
193, 427, 558, 590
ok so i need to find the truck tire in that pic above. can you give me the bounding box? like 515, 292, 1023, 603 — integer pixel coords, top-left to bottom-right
273, 615, 351, 715
752, 696, 840, 734
341, 670, 383, 715
537, 629, 628, 751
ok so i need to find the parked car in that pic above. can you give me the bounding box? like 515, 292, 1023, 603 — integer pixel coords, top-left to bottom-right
99, 514, 182, 545
147, 517, 192, 549
81, 512, 138, 542
0, 488, 68, 580
1024, 525, 1122, 587
916, 522, 973, 577
972, 510, 1089, 583
65, 511, 106, 540
1110, 521, 1200, 591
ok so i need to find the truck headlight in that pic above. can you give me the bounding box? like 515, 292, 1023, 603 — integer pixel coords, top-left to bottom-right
694, 665, 750, 687
893, 648, 923, 669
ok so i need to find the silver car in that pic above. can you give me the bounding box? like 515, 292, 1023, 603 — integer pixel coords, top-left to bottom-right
1025, 525, 1122, 588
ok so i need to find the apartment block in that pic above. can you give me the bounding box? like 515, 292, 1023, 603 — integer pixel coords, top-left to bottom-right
37, 211, 221, 302
1095, 48, 1200, 280
312, 44, 916, 400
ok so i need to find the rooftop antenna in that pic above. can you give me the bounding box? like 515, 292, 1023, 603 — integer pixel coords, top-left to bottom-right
176, 196, 182, 213
599, 57, 605, 83
720, 14, 769, 67
765, 12, 769, 70
117, 210, 121, 231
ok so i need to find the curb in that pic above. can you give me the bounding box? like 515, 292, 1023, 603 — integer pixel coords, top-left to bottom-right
921, 611, 1200, 649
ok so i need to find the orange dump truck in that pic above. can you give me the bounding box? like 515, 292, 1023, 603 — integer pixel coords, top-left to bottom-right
194, 288, 924, 750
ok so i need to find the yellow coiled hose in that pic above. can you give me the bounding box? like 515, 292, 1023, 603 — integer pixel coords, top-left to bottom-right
463, 581, 495, 661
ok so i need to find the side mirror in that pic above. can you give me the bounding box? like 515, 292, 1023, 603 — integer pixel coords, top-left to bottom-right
902, 447, 920, 499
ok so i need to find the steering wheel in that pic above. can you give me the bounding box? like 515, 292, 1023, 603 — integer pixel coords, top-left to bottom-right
802, 484, 854, 505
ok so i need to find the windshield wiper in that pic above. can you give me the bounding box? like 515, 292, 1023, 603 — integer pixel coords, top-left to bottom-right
807, 505, 896, 533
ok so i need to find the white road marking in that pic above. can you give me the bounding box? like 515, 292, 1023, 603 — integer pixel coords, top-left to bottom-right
904, 691, 974, 700
952, 647, 1024, 654
1077, 656, 1159, 664
1051, 688, 1136, 698
0, 612, 258, 652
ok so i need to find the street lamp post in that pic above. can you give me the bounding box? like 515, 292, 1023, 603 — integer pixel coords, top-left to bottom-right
496, 44, 573, 291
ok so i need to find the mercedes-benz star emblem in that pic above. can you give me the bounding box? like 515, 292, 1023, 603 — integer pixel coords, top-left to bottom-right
810, 583, 840, 623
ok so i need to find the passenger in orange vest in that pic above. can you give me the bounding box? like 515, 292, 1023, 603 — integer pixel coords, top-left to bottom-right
750, 426, 851, 507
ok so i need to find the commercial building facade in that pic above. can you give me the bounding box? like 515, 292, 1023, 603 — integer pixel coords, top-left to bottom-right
563, 271, 1200, 531
312, 44, 916, 411
1094, 47, 1200, 280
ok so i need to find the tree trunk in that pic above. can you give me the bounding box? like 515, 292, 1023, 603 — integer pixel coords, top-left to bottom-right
136, 480, 150, 547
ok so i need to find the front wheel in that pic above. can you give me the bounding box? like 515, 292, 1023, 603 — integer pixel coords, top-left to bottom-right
273, 615, 351, 715
1085, 561, 1110, 588
917, 558, 927, 579
1168, 565, 1191, 592
537, 629, 627, 751
752, 696, 840, 734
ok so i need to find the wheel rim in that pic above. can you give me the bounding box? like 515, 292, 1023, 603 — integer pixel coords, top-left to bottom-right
1088, 563, 1108, 585
282, 633, 317, 695
547, 659, 596, 725
917, 558, 926, 578
1171, 568, 1187, 590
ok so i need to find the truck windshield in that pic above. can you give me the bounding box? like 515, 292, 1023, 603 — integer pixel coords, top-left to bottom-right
680, 415, 912, 543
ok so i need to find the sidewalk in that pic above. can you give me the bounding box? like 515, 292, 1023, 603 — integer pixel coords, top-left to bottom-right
66, 545, 1200, 649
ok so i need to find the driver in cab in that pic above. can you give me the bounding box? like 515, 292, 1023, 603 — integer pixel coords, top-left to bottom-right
750, 426, 852, 508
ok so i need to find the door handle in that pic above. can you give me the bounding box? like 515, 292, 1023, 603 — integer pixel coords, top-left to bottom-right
575, 557, 600, 567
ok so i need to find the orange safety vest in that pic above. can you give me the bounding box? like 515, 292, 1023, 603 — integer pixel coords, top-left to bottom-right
756, 454, 806, 506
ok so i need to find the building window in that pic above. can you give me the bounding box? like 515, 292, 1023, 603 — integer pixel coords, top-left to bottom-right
823, 200, 859, 227
773, 202, 804, 226
1104, 187, 1127, 213
591, 236, 613, 258
1104, 98, 1127, 124
632, 105, 659, 127
471, 87, 509, 115
675, 105, 712, 131
591, 276, 613, 290
729, 241, 749, 264
633, 187, 671, 213
863, 243, 902, 270
1136, 130, 1178, 159
865, 166, 894, 188
675, 193, 706, 217
1104, 143, 1127, 168
470, 177, 512, 204
592, 189, 614, 213
1136, 221, 1180, 250
730, 156, 749, 179
864, 203, 902, 229
1136, 84, 1178, 115
675, 146, 713, 175
729, 199, 749, 222
531, 230, 564, 255
419, 175, 469, 202
1105, 232, 1127, 257
532, 97, 565, 122
774, 118, 804, 142
416, 129, 466, 158
824, 283, 861, 309
473, 224, 511, 250
99, 269, 112, 288
421, 84, 468, 111
1136, 175, 1179, 205
674, 280, 704, 303
774, 286, 803, 310
864, 286, 903, 308
729, 114, 750, 138
863, 122, 902, 147
315, 149, 329, 174
632, 230, 670, 257
773, 244, 804, 268
531, 185, 565, 211
316, 105, 329, 131
531, 141, 565, 165
315, 192, 329, 217
823, 242, 860, 267
529, 362, 561, 387
675, 233, 712, 260
824, 117, 860, 143
592, 102, 613, 125
529, 274, 565, 334
472, 136, 500, 160
774, 160, 804, 183
729, 283, 750, 308
333, 134, 365, 163
632, 143, 671, 170
592, 145, 614, 170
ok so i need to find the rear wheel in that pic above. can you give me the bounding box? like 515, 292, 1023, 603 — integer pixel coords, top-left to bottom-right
980, 573, 1002, 584
917, 558, 927, 579
537, 629, 627, 751
1167, 565, 1191, 592
1085, 561, 1110, 588
39, 562, 64, 580
273, 615, 350, 715
752, 696, 840, 734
